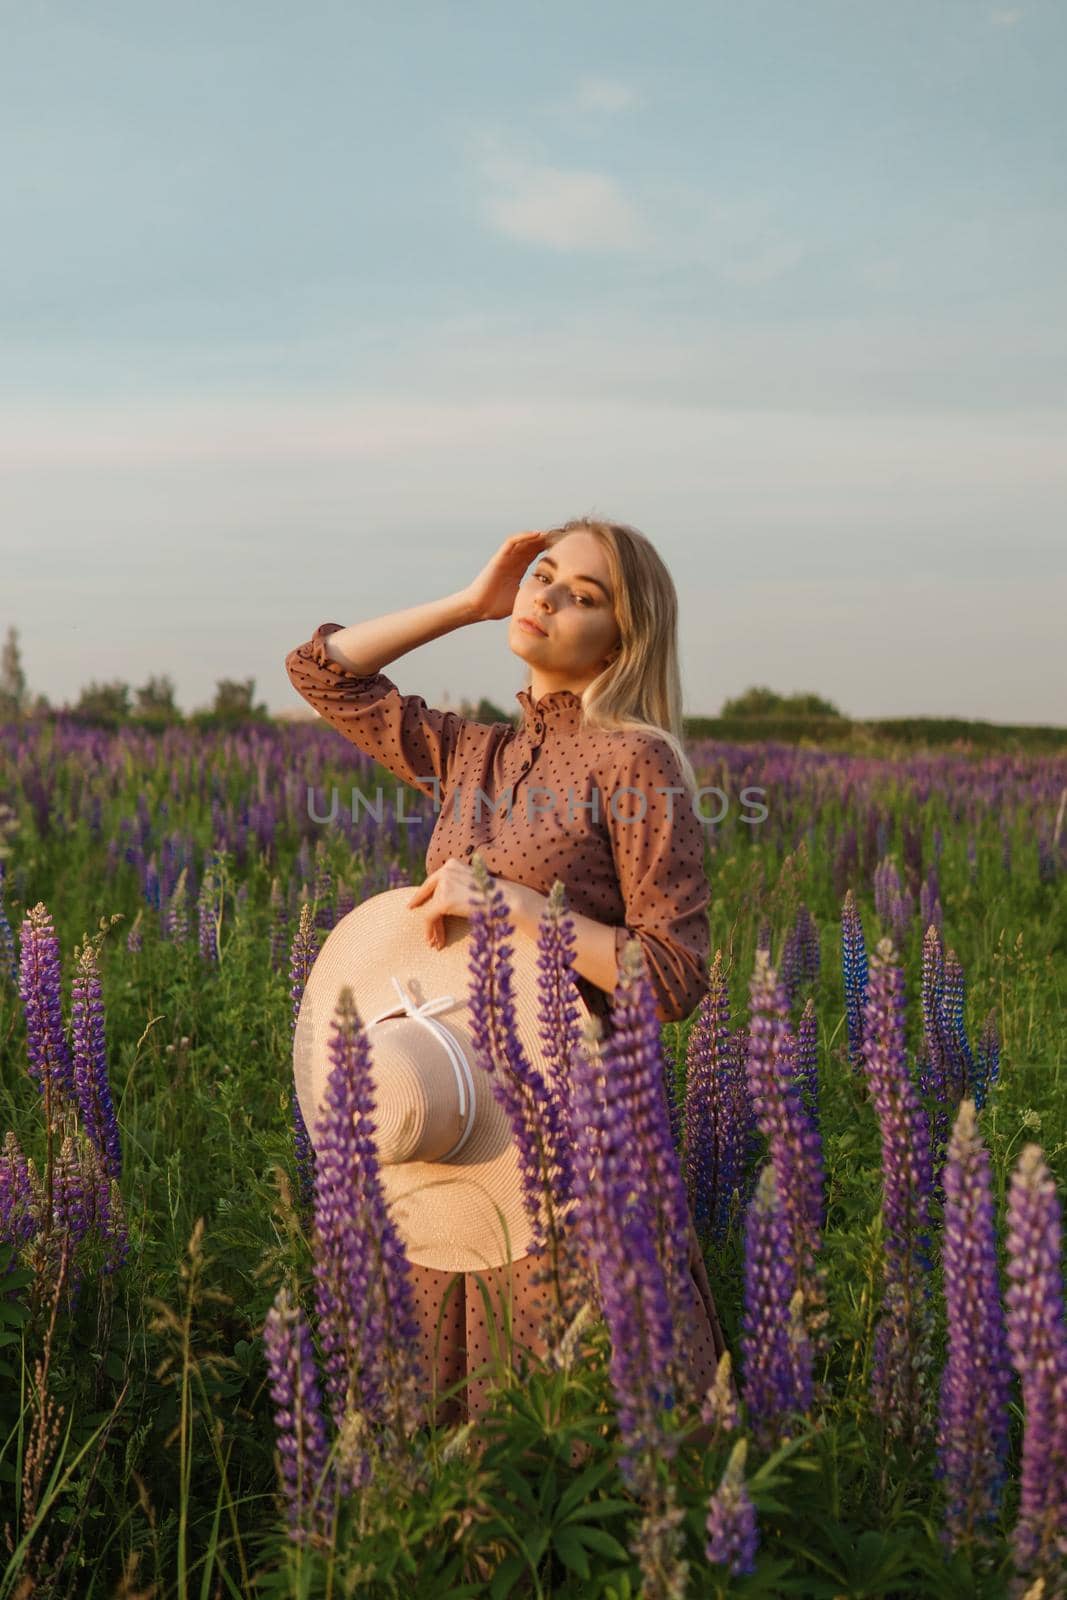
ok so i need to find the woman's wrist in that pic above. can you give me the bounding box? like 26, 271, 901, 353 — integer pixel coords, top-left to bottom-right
498, 880, 618, 999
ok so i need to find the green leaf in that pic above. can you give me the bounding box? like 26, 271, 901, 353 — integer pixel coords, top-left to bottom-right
553, 1527, 591, 1578
556, 1458, 617, 1520
489, 1554, 527, 1599
572, 1525, 629, 1562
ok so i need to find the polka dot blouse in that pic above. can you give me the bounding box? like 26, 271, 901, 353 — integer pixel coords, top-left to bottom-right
285, 622, 712, 1027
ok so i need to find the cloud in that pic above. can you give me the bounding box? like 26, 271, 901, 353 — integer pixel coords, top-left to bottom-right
571, 75, 641, 114
988, 8, 1023, 24
473, 136, 645, 251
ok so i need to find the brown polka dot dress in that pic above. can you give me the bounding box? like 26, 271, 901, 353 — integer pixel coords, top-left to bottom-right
285, 623, 729, 1429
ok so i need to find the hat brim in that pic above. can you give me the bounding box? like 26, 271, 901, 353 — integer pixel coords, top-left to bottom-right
293, 885, 592, 1272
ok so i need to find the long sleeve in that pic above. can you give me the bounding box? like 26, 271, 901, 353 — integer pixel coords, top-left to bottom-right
605, 733, 711, 1025
284, 622, 477, 801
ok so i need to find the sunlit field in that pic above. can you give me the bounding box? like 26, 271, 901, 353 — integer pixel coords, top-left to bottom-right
1, 715, 1065, 1599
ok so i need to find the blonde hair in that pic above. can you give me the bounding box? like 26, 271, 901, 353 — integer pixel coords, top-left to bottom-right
523, 515, 700, 800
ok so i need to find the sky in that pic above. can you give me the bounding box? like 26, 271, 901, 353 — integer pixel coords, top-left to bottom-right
2, 0, 1065, 723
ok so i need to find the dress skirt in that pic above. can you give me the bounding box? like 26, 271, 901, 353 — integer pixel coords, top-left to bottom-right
407, 1214, 729, 1428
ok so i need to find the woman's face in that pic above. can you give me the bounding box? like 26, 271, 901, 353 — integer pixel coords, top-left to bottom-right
509, 529, 622, 685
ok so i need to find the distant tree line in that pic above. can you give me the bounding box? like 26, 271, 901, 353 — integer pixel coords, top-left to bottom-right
0, 626, 268, 729
718, 685, 844, 718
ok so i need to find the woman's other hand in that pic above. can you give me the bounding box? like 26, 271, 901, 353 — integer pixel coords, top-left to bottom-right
460, 531, 551, 623
406, 859, 512, 948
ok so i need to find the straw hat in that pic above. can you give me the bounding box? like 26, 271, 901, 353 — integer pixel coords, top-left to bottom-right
292, 884, 593, 1273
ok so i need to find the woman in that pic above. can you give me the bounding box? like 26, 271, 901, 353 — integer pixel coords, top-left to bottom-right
285, 518, 728, 1432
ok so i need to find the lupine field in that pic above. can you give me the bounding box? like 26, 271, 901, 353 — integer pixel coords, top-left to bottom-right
1, 715, 1066, 1599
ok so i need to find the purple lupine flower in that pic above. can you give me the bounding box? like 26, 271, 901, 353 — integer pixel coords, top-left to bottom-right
288, 903, 320, 1209
782, 904, 820, 1008
70, 939, 122, 1181
755, 919, 771, 957
1004, 1143, 1067, 1581
745, 952, 824, 1291
889, 886, 915, 948
530, 882, 581, 1198
684, 952, 748, 1241
861, 937, 935, 1452
0, 865, 17, 984
874, 856, 901, 928
163, 867, 189, 944
740, 1163, 812, 1449
936, 1099, 1011, 1549
269, 876, 289, 973
919, 924, 950, 1167
262, 1285, 334, 1544
524, 883, 594, 1327
841, 889, 868, 1072
125, 910, 144, 954
796, 998, 819, 1117
603, 936, 699, 1394
940, 949, 976, 1107
310, 986, 424, 1470
0, 1132, 36, 1248
312, 848, 335, 934
798, 903, 820, 983
901, 818, 923, 894
1035, 830, 1057, 885
335, 878, 355, 921
920, 871, 943, 937
732, 1023, 759, 1201
18, 903, 76, 1114
568, 992, 681, 1489
705, 1436, 759, 1578
973, 1009, 1000, 1111
779, 924, 802, 1010
144, 853, 160, 911
466, 859, 574, 1266
197, 870, 220, 963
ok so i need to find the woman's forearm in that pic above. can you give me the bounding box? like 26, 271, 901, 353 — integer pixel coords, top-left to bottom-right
323, 589, 480, 676
502, 883, 619, 1001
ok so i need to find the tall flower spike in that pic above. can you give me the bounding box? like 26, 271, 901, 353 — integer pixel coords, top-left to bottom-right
197, 871, 220, 964
919, 923, 950, 1167
606, 937, 699, 1413
841, 889, 868, 1071
705, 1436, 759, 1578
0, 866, 17, 984
1004, 1142, 1067, 1583
465, 856, 573, 1268
288, 902, 320, 1208
861, 937, 935, 1454
936, 1099, 1011, 1550
796, 998, 819, 1118
70, 939, 122, 1180
940, 949, 975, 1106
740, 1163, 812, 1450
973, 1009, 1000, 1111
262, 1284, 334, 1544
310, 986, 424, 1473
528, 882, 591, 1335
684, 951, 746, 1242
18, 904, 76, 1115
745, 951, 825, 1308
569, 999, 680, 1492
0, 1132, 36, 1250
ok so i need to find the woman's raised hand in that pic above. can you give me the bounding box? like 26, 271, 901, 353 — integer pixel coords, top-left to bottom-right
461, 531, 551, 623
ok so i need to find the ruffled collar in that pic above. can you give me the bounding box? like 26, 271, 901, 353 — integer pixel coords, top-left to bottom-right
514, 685, 584, 727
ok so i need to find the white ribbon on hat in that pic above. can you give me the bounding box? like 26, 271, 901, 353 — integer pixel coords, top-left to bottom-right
366, 975, 478, 1162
